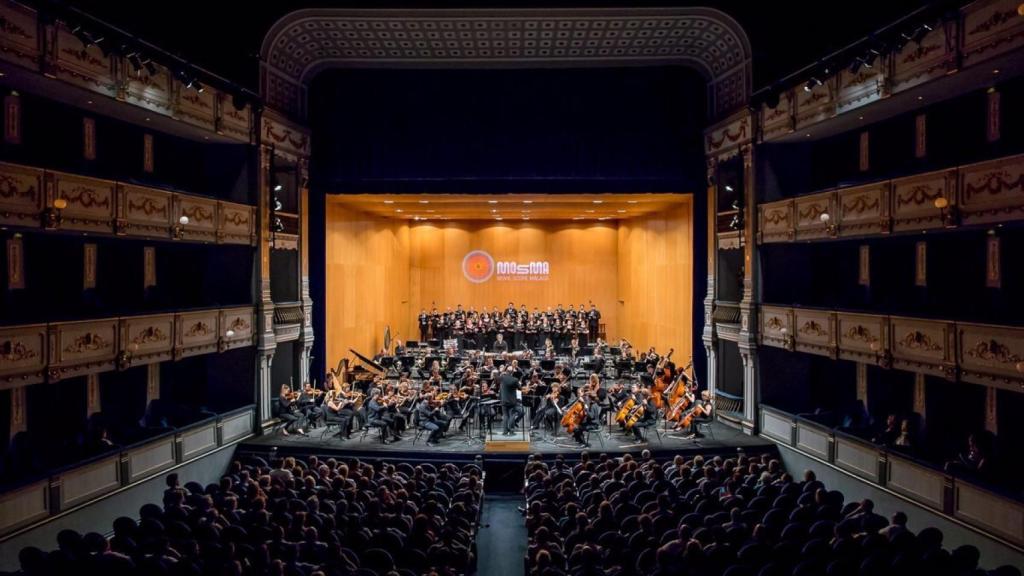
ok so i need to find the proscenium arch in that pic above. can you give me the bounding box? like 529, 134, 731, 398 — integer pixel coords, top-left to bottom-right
259, 7, 752, 120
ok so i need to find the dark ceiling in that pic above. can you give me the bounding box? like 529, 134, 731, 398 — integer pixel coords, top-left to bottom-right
60, 0, 935, 92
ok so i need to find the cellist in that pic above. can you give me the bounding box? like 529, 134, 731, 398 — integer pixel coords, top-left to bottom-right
571, 388, 601, 448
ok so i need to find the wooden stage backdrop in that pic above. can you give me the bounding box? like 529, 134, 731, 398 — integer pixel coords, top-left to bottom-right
326, 199, 692, 369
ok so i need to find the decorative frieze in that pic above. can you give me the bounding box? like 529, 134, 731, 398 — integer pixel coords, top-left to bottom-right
794, 191, 836, 240
48, 170, 115, 233
0, 162, 44, 227
793, 308, 836, 358
960, 0, 1024, 67
891, 23, 957, 92
890, 317, 955, 378
958, 153, 1024, 226
837, 312, 887, 365
758, 200, 794, 243
838, 182, 890, 237
1, 308, 255, 384
959, 323, 1024, 390
892, 169, 958, 232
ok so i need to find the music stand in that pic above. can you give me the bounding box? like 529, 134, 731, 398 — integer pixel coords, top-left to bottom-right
540, 359, 556, 372
428, 339, 441, 348
405, 340, 419, 348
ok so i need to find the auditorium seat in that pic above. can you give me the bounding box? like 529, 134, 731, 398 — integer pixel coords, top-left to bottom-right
523, 450, 1021, 576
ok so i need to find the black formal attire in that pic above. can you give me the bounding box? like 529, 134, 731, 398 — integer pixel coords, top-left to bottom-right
276, 395, 305, 433
492, 338, 509, 353
367, 397, 398, 441
632, 398, 659, 442
416, 399, 443, 444
500, 373, 524, 434
572, 400, 603, 445
418, 313, 429, 342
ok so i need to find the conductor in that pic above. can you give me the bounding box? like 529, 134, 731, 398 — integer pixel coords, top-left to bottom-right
499, 367, 524, 436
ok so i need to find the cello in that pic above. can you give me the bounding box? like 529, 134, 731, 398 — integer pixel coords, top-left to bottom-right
561, 397, 586, 434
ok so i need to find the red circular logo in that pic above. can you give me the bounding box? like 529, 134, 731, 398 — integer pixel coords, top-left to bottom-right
462, 250, 494, 283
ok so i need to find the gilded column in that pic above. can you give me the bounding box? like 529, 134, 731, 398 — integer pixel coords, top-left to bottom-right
737, 143, 759, 434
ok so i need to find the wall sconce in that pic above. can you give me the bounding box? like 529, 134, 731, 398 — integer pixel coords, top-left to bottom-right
819, 211, 837, 236
933, 196, 958, 228
780, 327, 794, 351
226, 329, 236, 338
173, 215, 189, 239
41, 197, 68, 229
869, 341, 892, 369
1016, 361, 1024, 374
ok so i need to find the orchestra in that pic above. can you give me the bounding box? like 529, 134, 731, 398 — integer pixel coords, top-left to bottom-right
276, 307, 715, 448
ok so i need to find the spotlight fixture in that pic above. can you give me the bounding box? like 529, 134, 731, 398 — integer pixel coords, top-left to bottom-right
225, 329, 235, 338
523, 200, 533, 204
487, 200, 498, 204
593, 200, 603, 204
731, 200, 741, 211
273, 197, 283, 211
803, 77, 823, 92
143, 59, 158, 76
419, 200, 429, 204
272, 217, 284, 232
383, 200, 394, 204
273, 179, 283, 193
179, 215, 189, 226
724, 184, 734, 192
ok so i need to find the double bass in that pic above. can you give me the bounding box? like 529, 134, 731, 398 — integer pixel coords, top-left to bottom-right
651, 348, 674, 409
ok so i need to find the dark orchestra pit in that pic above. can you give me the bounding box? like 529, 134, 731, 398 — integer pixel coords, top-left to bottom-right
267, 336, 767, 459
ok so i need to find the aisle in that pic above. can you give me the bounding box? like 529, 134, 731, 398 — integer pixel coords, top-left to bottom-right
476, 494, 528, 576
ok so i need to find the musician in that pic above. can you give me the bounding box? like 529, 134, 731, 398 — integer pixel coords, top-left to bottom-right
416, 395, 444, 446
324, 376, 354, 439
683, 390, 714, 439
543, 337, 555, 360
588, 303, 601, 339
297, 383, 325, 428
530, 381, 562, 432
570, 334, 580, 361
418, 308, 430, 342
275, 385, 307, 436
499, 368, 524, 435
631, 389, 659, 442
492, 332, 509, 353
367, 389, 401, 444
571, 390, 602, 448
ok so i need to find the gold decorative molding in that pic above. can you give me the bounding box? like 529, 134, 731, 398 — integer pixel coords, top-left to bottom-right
799, 320, 827, 337
966, 339, 1022, 365
63, 333, 111, 354
898, 331, 942, 352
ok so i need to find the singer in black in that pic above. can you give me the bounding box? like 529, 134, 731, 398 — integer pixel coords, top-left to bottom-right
492, 332, 509, 353
499, 368, 524, 436
418, 309, 429, 342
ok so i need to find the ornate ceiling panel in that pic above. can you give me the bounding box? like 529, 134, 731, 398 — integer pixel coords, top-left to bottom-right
260, 8, 752, 120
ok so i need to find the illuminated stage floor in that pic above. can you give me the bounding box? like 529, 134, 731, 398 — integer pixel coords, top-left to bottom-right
238, 420, 773, 463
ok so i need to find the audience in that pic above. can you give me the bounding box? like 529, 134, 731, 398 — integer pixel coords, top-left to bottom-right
12, 456, 482, 576
523, 450, 1020, 576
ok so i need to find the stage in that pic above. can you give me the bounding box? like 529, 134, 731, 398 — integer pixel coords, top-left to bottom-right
240, 419, 773, 463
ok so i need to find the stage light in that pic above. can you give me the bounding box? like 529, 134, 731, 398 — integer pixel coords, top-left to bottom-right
593, 200, 603, 204
523, 200, 533, 204
617, 210, 626, 213
273, 197, 283, 211
912, 24, 933, 44
491, 209, 497, 214
803, 77, 823, 92
143, 59, 158, 76
819, 212, 830, 223
724, 185, 734, 192
273, 179, 283, 192
383, 200, 394, 204
573, 217, 583, 220
627, 200, 638, 204
586, 210, 595, 213
488, 200, 498, 204
396, 209, 403, 213
226, 329, 235, 338
419, 200, 429, 204
273, 217, 284, 232
731, 200, 741, 211
179, 215, 189, 225
933, 197, 949, 209
53, 198, 68, 210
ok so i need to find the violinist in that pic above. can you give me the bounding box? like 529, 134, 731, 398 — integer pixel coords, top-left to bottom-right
366, 389, 401, 444
415, 394, 444, 446
297, 382, 325, 429
276, 384, 307, 436
571, 388, 602, 448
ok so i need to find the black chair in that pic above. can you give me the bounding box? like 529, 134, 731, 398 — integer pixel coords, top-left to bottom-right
359, 420, 388, 444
